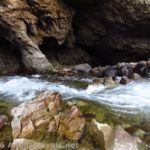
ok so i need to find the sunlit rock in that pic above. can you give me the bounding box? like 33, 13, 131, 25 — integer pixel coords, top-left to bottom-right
11, 92, 63, 139
11, 91, 85, 144
114, 126, 141, 150
90, 119, 115, 150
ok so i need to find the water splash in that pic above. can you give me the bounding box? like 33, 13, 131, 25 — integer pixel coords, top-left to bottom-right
0, 76, 150, 113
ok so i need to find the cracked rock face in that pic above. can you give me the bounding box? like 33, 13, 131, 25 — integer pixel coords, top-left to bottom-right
11, 91, 85, 142
0, 0, 73, 45
73, 0, 150, 64
0, 0, 74, 72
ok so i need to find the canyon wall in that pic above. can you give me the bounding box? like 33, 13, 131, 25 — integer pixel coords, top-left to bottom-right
1, 0, 150, 73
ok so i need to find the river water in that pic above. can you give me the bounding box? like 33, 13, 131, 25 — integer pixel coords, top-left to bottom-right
0, 75, 150, 115
0, 75, 150, 146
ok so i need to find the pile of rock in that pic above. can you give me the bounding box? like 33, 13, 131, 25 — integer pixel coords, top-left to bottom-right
11, 91, 142, 150
90, 61, 150, 79
72, 61, 150, 85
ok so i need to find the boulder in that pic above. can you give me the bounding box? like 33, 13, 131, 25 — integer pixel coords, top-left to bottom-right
132, 73, 142, 80
120, 76, 130, 85
11, 91, 63, 139
74, 63, 92, 73
11, 92, 85, 142
114, 126, 141, 150
134, 61, 147, 76
90, 120, 141, 150
102, 67, 118, 78
90, 119, 115, 150
57, 106, 85, 141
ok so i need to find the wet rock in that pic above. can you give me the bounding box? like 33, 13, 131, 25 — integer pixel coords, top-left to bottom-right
120, 76, 130, 85
90, 66, 105, 76
11, 118, 22, 139
146, 61, 150, 76
90, 67, 99, 75
11, 92, 85, 143
119, 65, 129, 76
90, 119, 115, 150
92, 77, 115, 86
132, 73, 142, 80
114, 126, 141, 150
134, 61, 147, 76
92, 78, 105, 84
11, 91, 63, 139
104, 77, 114, 85
117, 62, 128, 69
74, 63, 92, 73
102, 67, 118, 78
49, 106, 86, 141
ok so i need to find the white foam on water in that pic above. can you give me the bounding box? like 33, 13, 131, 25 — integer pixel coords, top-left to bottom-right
0, 76, 150, 113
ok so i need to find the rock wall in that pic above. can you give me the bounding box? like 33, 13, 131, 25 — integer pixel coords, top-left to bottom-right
1, 0, 150, 73
71, 0, 150, 64
0, 0, 74, 73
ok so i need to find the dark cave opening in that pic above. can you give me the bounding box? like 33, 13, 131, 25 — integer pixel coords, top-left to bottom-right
0, 36, 23, 74
39, 37, 92, 66
63, 0, 99, 10
0, 37, 22, 61
39, 36, 149, 68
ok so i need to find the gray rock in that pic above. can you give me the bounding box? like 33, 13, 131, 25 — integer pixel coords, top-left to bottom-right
73, 0, 150, 63
114, 126, 141, 150
74, 63, 92, 73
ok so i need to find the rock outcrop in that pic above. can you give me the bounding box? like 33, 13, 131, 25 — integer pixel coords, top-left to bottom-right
68, 0, 150, 64
1, 0, 150, 73
0, 0, 74, 73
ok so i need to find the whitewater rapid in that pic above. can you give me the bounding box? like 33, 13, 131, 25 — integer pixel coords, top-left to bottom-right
0, 75, 150, 113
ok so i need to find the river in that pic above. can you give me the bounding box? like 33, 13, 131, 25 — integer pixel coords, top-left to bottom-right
0, 75, 150, 114
0, 74, 150, 146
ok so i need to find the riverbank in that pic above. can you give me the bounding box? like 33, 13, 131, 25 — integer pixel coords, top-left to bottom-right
0, 92, 149, 149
